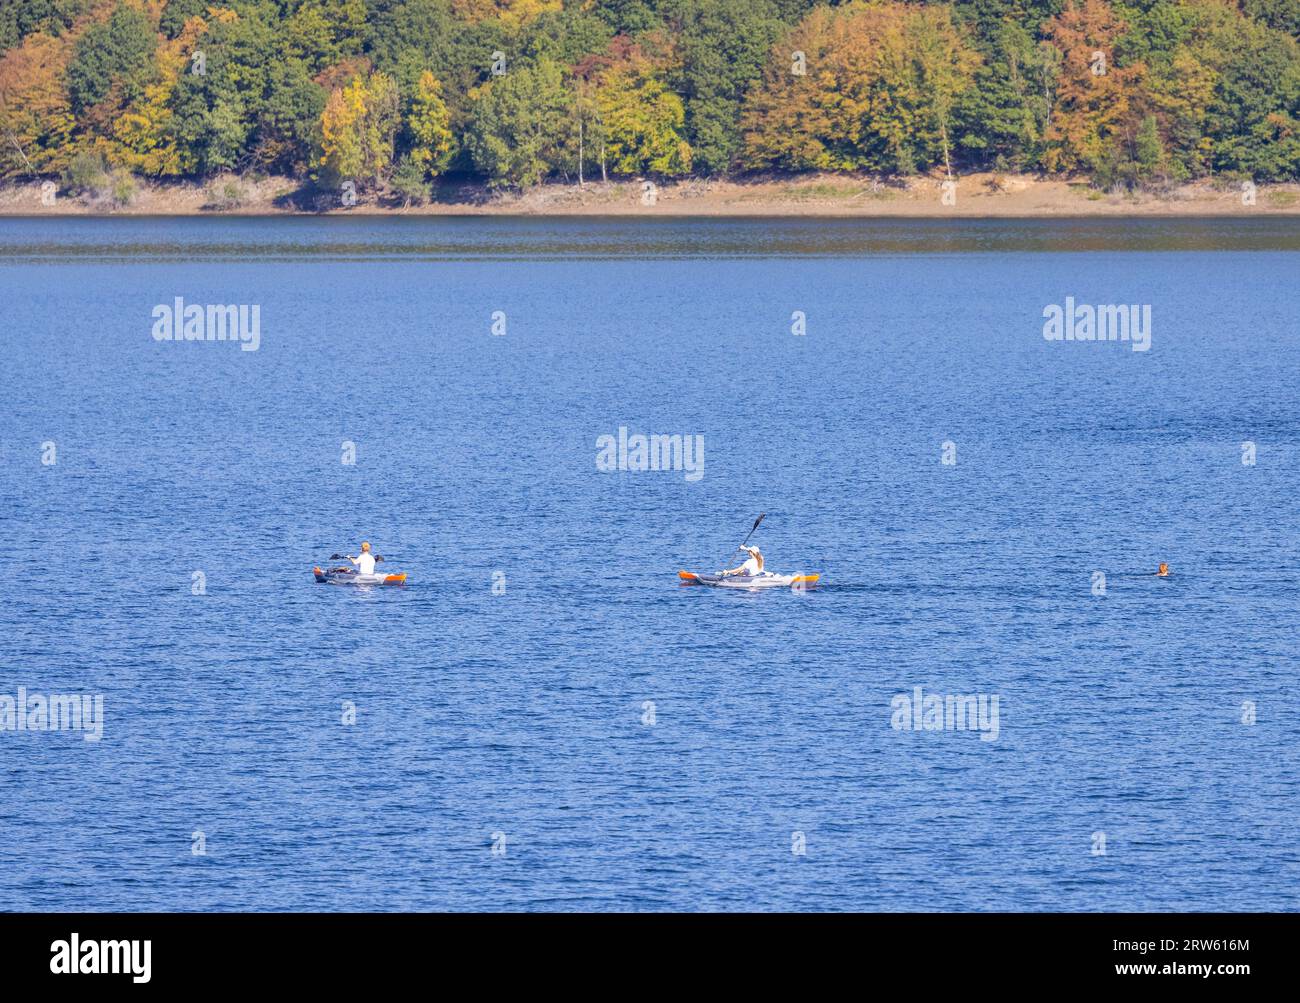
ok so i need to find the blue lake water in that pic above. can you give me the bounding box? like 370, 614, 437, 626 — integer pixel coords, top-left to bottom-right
1, 216, 1297, 911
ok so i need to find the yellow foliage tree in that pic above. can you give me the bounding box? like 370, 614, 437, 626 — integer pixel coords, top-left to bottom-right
318, 71, 400, 186
110, 18, 208, 176
451, 0, 561, 28
741, 2, 978, 175
594, 56, 691, 176
408, 71, 454, 175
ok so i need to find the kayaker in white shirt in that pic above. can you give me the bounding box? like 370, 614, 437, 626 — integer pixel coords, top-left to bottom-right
722, 545, 763, 577
347, 541, 378, 576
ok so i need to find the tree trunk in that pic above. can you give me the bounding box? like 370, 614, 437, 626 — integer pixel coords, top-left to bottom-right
6, 131, 36, 176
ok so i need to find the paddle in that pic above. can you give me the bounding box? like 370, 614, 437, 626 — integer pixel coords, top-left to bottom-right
719, 513, 765, 573
325, 553, 385, 574
737, 513, 766, 552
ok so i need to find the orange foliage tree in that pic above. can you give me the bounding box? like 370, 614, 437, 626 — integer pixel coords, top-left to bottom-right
1041, 0, 1145, 174
0, 31, 78, 176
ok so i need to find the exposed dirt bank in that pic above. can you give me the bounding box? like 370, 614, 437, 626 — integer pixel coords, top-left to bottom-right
2, 172, 1297, 217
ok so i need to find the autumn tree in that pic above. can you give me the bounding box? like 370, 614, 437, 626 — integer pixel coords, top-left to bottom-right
741, 5, 867, 172
1040, 0, 1145, 176
452, 0, 563, 28
0, 31, 78, 175
317, 71, 401, 187
1117, 0, 1226, 182
406, 70, 454, 177
741, 3, 979, 175
0, 0, 1294, 189
882, 4, 982, 176
594, 52, 691, 176
110, 61, 182, 175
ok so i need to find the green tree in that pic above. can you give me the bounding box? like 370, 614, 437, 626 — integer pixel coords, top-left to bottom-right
1237, 0, 1300, 37
66, 3, 157, 114
0, 0, 95, 55
169, 8, 269, 176
955, 21, 1054, 170
1201, 8, 1300, 179
593, 0, 668, 35
256, 58, 328, 176
283, 0, 368, 73
1133, 111, 1164, 178
903, 4, 983, 176
391, 153, 431, 204
668, 0, 785, 174
464, 58, 574, 187
159, 0, 209, 40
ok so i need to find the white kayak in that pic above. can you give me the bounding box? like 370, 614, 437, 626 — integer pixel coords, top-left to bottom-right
314, 566, 407, 586
678, 570, 819, 589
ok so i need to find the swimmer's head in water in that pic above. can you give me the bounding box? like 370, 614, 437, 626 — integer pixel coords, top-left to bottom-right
1157, 562, 1169, 576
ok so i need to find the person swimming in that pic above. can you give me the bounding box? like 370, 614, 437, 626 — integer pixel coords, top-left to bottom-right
722, 545, 764, 577
1156, 562, 1169, 577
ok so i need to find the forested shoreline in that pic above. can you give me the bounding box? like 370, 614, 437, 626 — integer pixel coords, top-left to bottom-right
1, 0, 1297, 208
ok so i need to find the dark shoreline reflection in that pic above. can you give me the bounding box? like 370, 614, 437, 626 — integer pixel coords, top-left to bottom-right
1, 215, 1297, 262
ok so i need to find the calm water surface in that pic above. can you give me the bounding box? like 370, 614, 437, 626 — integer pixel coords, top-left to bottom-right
1, 216, 1297, 911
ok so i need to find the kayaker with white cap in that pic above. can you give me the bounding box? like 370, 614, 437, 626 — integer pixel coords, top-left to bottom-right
721, 544, 764, 577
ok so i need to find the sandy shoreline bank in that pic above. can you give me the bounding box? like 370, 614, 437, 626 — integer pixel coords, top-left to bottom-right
2, 172, 1298, 217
